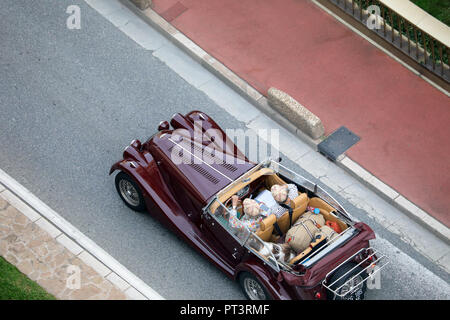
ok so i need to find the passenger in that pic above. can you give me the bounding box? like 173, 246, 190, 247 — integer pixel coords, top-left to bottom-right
226, 195, 267, 235
270, 184, 298, 218
225, 195, 244, 236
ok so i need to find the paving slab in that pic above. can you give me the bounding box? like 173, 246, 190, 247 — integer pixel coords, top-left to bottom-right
125, 286, 147, 300
106, 272, 131, 291
0, 190, 41, 222
198, 77, 261, 124
119, 17, 170, 50
56, 234, 84, 256
0, 197, 128, 300
341, 181, 408, 228
78, 251, 112, 278
153, 41, 214, 88
246, 113, 311, 162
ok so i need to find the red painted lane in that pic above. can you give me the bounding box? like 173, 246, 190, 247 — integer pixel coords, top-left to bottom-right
152, 0, 450, 226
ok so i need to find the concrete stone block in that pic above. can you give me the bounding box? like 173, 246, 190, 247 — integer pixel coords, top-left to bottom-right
267, 87, 325, 139
130, 0, 152, 10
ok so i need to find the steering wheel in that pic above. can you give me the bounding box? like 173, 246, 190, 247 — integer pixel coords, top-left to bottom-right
224, 197, 233, 209
224, 197, 243, 219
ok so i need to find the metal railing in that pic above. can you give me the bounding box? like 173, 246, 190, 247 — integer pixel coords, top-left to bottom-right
328, 0, 450, 82
322, 247, 389, 298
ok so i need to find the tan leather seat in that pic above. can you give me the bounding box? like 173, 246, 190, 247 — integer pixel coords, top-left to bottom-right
308, 197, 348, 232
276, 193, 309, 234
255, 214, 277, 242
308, 197, 335, 213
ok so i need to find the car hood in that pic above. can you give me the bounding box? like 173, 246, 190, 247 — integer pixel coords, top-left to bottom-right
150, 130, 255, 202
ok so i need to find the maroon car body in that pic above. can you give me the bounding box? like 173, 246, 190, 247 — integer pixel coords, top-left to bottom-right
110, 111, 386, 300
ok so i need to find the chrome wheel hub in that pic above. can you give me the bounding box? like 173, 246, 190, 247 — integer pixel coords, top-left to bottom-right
119, 180, 139, 207
243, 278, 266, 300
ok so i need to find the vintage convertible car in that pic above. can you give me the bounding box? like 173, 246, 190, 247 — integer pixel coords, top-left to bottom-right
110, 111, 387, 300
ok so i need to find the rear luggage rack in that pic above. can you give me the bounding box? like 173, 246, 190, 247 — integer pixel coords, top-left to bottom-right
322, 247, 389, 298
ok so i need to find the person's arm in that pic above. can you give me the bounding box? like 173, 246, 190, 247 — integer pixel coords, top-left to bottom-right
228, 195, 240, 219
231, 195, 239, 210
287, 184, 298, 200
221, 195, 239, 218
229, 208, 238, 218
228, 199, 245, 231
270, 203, 285, 218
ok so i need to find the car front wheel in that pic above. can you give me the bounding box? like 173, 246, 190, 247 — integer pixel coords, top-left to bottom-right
239, 272, 271, 300
115, 171, 146, 212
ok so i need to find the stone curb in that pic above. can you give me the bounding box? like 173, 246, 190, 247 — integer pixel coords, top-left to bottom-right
122, 0, 449, 244
0, 168, 164, 300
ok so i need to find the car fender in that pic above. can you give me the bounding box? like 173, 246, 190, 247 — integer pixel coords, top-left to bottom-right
235, 258, 293, 300
111, 158, 242, 278
109, 159, 153, 197
109, 159, 125, 176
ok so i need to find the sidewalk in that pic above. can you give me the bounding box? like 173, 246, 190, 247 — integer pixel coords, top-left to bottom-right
0, 189, 129, 299
0, 176, 161, 300
150, 0, 450, 228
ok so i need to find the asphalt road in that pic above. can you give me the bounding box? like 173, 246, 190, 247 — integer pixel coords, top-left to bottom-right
0, 0, 448, 299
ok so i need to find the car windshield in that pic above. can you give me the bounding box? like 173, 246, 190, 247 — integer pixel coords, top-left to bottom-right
205, 158, 355, 273
207, 196, 280, 272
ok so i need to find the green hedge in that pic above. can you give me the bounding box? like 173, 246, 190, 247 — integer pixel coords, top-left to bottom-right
411, 0, 450, 27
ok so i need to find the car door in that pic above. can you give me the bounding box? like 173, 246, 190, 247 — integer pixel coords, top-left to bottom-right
201, 200, 248, 266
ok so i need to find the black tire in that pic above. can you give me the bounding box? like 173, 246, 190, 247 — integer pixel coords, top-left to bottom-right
327, 263, 367, 300
115, 171, 146, 212
238, 272, 272, 300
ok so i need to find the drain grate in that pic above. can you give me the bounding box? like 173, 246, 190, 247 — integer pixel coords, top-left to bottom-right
318, 126, 360, 161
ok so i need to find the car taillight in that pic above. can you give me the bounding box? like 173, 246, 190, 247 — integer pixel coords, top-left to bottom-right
315, 292, 322, 299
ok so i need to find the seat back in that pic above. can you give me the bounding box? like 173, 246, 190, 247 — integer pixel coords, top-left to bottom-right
276, 193, 309, 234
255, 214, 277, 242
308, 197, 348, 232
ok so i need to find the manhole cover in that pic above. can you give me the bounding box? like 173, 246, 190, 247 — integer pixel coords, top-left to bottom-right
318, 126, 360, 161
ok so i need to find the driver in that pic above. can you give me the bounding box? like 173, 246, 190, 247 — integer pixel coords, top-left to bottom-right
226, 195, 267, 234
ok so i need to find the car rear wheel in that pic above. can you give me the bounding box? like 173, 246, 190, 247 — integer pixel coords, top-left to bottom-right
327, 263, 367, 300
115, 171, 146, 212
239, 272, 271, 300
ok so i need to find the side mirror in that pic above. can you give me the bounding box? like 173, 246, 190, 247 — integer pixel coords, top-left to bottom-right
158, 120, 170, 131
